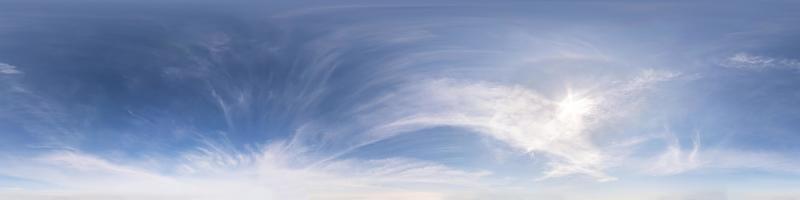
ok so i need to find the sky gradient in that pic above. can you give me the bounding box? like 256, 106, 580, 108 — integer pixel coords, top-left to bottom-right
1, 0, 800, 199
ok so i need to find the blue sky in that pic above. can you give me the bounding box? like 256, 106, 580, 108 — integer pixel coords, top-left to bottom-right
1, 0, 800, 199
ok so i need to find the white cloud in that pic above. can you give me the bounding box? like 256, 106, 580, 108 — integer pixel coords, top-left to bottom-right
0, 63, 22, 74
0, 141, 496, 200
643, 130, 800, 176
355, 69, 678, 181
646, 131, 703, 175
722, 52, 800, 71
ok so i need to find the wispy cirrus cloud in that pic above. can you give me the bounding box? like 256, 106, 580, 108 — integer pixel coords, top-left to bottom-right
0, 141, 496, 200
646, 131, 703, 175
0, 63, 22, 74
721, 53, 800, 71
346, 69, 680, 181
2, 0, 800, 199
641, 129, 800, 176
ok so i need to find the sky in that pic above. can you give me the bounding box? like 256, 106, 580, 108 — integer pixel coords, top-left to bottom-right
1, 0, 800, 199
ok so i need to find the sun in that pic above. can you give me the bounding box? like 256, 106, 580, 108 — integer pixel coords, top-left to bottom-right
557, 93, 596, 119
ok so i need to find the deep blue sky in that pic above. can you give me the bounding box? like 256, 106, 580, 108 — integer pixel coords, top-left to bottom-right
1, 0, 799, 199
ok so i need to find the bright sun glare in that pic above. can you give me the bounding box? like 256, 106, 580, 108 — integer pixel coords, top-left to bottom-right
557, 93, 596, 119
